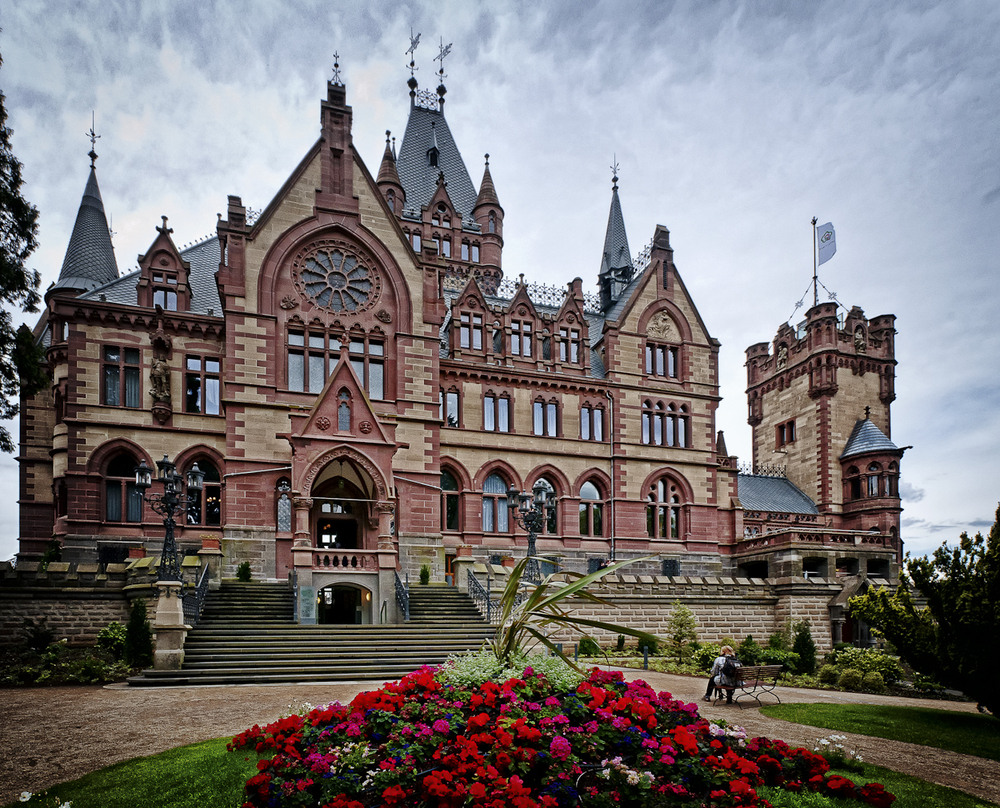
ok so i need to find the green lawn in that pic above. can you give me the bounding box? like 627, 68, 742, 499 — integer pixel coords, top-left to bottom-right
4, 737, 260, 808
760, 702, 1000, 761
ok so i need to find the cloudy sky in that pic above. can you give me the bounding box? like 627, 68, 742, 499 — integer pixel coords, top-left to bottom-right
1, 1, 997, 562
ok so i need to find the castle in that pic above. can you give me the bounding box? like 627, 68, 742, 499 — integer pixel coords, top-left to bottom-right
9, 63, 905, 649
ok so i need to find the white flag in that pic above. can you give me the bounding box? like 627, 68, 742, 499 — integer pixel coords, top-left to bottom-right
817, 222, 837, 265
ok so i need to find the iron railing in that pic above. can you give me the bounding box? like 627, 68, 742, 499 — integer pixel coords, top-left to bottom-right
289, 569, 298, 623
467, 569, 495, 623
394, 570, 410, 622
182, 562, 211, 627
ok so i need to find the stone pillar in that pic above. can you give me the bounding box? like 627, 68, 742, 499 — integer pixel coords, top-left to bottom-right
152, 580, 189, 670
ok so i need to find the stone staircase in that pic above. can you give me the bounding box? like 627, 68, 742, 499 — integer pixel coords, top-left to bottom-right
128, 581, 494, 686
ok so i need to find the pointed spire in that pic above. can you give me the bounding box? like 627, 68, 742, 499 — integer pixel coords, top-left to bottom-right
377, 130, 402, 186
600, 162, 633, 278
50, 140, 120, 297
475, 153, 500, 208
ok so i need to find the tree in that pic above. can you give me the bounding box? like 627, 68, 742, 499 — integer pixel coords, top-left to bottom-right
0, 47, 46, 453
665, 601, 698, 664
125, 598, 153, 668
791, 619, 817, 674
850, 504, 1000, 715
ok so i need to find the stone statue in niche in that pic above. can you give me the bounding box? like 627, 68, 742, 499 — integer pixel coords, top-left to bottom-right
647, 311, 677, 341
776, 344, 788, 369
854, 326, 867, 353
150, 355, 171, 403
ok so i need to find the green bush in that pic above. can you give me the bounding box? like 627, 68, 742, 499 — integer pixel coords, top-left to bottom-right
863, 671, 887, 693
21, 616, 55, 652
834, 646, 903, 685
817, 664, 839, 684
759, 648, 800, 669
236, 561, 252, 582
615, 634, 625, 652
767, 627, 790, 651
125, 598, 153, 668
419, 564, 431, 585
737, 635, 763, 665
638, 636, 658, 656
837, 668, 864, 691
578, 636, 601, 656
791, 619, 817, 674
97, 621, 127, 660
692, 643, 721, 671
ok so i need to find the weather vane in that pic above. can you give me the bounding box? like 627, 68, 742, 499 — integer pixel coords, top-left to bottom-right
610, 154, 620, 190
86, 111, 101, 167
331, 52, 343, 84
435, 37, 453, 80
407, 28, 421, 76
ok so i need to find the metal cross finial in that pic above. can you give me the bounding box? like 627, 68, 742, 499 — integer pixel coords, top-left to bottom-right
331, 52, 343, 84
407, 28, 421, 76
86, 111, 101, 167
610, 154, 620, 190
157, 215, 173, 235
436, 37, 452, 79
865, 405, 871, 419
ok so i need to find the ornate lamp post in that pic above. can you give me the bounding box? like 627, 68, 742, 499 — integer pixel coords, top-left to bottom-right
507, 479, 556, 584
134, 455, 204, 670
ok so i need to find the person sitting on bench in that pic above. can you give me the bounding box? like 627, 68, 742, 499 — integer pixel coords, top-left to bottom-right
704, 645, 741, 704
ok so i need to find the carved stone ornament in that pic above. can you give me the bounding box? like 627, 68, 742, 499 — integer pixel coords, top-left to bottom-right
375, 309, 392, 324
854, 326, 867, 353
290, 237, 382, 314
647, 311, 678, 341
149, 355, 171, 404
280, 295, 299, 310
316, 416, 331, 431
776, 344, 788, 369
359, 420, 373, 434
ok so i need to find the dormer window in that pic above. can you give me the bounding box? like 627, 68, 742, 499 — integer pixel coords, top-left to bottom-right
428, 147, 439, 168
152, 272, 178, 311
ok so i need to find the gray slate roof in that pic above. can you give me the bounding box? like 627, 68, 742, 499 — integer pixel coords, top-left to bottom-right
396, 105, 479, 226
600, 187, 633, 277
738, 474, 818, 514
841, 418, 899, 460
78, 235, 222, 317
52, 167, 120, 293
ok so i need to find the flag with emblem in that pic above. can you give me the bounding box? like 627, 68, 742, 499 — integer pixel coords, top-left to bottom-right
817, 222, 837, 265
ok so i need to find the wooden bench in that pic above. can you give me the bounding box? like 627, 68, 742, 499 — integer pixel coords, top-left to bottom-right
713, 664, 783, 708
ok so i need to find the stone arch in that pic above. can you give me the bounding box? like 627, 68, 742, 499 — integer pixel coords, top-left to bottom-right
299, 444, 390, 503
473, 459, 521, 492
637, 301, 693, 343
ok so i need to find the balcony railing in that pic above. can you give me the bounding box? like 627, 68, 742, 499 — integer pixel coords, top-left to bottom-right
311, 550, 379, 571
736, 527, 896, 554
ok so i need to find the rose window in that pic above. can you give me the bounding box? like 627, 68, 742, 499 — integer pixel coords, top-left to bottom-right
291, 241, 381, 313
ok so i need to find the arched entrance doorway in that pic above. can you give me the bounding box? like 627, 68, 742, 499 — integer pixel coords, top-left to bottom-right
310, 463, 373, 551
317, 583, 371, 624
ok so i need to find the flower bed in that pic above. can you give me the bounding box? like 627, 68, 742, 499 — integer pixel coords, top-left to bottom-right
230, 663, 895, 807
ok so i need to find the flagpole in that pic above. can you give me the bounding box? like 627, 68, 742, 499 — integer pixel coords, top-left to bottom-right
811, 216, 818, 308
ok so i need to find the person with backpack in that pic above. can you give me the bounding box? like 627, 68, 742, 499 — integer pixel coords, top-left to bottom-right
704, 645, 741, 703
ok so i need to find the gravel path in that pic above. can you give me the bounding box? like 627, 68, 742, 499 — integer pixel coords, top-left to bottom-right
0, 670, 996, 806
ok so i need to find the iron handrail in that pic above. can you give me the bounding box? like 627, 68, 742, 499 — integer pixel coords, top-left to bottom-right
182, 562, 211, 627
394, 570, 410, 622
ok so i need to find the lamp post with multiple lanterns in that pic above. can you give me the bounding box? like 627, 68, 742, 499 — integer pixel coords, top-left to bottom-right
133, 455, 204, 670
507, 479, 556, 584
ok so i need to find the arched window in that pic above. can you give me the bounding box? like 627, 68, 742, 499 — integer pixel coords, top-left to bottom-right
187, 460, 221, 526
647, 478, 683, 539
867, 463, 882, 497
482, 472, 510, 533
847, 466, 862, 500
276, 479, 292, 533
488, 211, 496, 233
535, 477, 558, 534
579, 480, 604, 537
338, 388, 352, 431
105, 451, 143, 523
887, 462, 899, 497
441, 470, 460, 532
386, 189, 395, 214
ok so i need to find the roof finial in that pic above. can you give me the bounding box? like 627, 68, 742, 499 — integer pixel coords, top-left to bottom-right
610, 154, 620, 191
406, 28, 421, 77
435, 37, 452, 80
157, 215, 173, 236
385, 129, 391, 146
391, 135, 396, 160
484, 153, 490, 167
331, 52, 343, 85
864, 405, 871, 420
86, 111, 100, 168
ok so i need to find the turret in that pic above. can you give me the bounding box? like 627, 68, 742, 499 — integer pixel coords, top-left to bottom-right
376, 131, 405, 215
598, 168, 634, 311
473, 154, 503, 271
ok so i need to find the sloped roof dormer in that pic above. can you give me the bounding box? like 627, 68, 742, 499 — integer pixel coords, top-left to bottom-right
135, 217, 192, 312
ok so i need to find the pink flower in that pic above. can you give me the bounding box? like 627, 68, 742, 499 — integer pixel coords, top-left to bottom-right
432, 719, 450, 734
549, 736, 573, 760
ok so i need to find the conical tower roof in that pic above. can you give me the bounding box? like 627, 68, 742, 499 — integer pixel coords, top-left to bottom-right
600, 180, 632, 278
51, 165, 119, 294
841, 416, 899, 460
475, 155, 500, 208
376, 133, 402, 187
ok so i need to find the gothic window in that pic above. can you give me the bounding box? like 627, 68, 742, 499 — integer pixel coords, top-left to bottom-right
185, 356, 221, 414
533, 398, 558, 437
471, 243, 480, 263
412, 232, 422, 252
102, 346, 141, 408
187, 460, 221, 526
511, 321, 532, 357
484, 392, 510, 432
349, 335, 385, 400
151, 272, 179, 311
535, 477, 558, 534
647, 478, 683, 539
460, 312, 484, 351
337, 388, 351, 431
386, 189, 395, 214
482, 472, 510, 533
488, 212, 496, 233
581, 404, 604, 442
643, 401, 689, 447
867, 463, 882, 497
847, 466, 862, 500
461, 242, 470, 261
105, 451, 143, 523
887, 462, 899, 497
276, 479, 292, 533
578, 480, 605, 537
441, 470, 460, 532
559, 327, 581, 363
645, 343, 679, 378
441, 388, 460, 427
441, 238, 451, 258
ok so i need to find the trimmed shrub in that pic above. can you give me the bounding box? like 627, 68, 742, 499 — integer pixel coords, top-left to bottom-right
125, 598, 153, 668
97, 621, 127, 660
738, 635, 763, 666
236, 561, 252, 582
759, 648, 801, 670
638, 636, 659, 656
791, 619, 817, 674
835, 646, 903, 685
862, 671, 887, 693
692, 643, 721, 672
419, 564, 431, 585
578, 636, 601, 656
838, 668, 864, 691
20, 617, 55, 652
615, 634, 625, 652
817, 664, 839, 684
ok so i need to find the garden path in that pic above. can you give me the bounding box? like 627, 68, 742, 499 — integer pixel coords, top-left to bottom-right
0, 670, 995, 806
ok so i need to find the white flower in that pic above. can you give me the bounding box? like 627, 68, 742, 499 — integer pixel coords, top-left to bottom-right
19, 793, 32, 803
